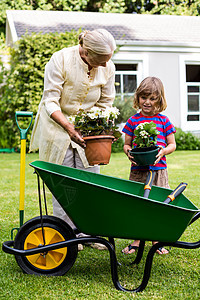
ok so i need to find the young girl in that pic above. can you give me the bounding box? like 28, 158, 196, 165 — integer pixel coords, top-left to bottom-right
122, 77, 176, 255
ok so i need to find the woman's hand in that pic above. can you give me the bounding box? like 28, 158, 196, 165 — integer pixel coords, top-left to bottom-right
51, 111, 86, 148
67, 123, 86, 148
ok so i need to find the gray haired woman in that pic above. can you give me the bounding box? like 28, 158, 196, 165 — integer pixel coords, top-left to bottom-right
30, 29, 116, 250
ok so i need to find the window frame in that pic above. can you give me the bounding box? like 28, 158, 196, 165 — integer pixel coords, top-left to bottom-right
115, 70, 138, 101
179, 55, 200, 132
186, 81, 200, 120
112, 53, 149, 102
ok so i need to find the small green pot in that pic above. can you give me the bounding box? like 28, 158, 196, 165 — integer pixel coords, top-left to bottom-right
129, 146, 159, 166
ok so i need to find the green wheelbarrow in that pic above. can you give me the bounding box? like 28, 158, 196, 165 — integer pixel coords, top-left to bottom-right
2, 160, 200, 292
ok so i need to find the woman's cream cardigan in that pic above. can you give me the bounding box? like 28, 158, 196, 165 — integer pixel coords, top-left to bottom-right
30, 45, 115, 167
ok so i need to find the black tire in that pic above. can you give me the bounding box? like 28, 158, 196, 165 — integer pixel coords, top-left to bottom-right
14, 215, 78, 276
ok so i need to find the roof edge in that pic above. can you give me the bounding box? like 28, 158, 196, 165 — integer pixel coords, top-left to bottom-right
116, 40, 200, 48
6, 10, 18, 44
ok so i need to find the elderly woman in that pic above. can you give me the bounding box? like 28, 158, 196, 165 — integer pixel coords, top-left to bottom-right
30, 29, 116, 249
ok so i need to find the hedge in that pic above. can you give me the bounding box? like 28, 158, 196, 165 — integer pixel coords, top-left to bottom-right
175, 127, 200, 150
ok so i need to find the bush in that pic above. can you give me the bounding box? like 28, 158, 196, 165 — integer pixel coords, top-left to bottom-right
175, 127, 200, 150
113, 96, 136, 124
0, 30, 80, 149
111, 136, 124, 153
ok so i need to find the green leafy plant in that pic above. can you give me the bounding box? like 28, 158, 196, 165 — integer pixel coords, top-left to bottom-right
133, 121, 160, 148
74, 107, 122, 139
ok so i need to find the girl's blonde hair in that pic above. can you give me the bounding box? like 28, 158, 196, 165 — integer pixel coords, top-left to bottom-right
133, 77, 167, 113
79, 29, 116, 57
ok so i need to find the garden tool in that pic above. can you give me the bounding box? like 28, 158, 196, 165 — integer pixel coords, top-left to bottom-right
11, 111, 33, 239
164, 182, 188, 204
143, 170, 155, 198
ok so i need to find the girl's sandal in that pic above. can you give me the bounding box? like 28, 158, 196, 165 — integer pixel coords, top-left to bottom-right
157, 247, 169, 255
122, 244, 139, 254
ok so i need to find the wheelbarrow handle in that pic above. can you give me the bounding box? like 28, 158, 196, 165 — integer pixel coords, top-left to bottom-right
189, 211, 200, 225
15, 111, 33, 140
164, 182, 188, 204
143, 170, 155, 198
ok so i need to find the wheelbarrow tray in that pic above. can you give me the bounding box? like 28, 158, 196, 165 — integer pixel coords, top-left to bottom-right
30, 160, 199, 243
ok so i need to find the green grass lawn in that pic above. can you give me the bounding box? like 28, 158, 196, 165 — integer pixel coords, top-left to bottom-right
0, 151, 200, 299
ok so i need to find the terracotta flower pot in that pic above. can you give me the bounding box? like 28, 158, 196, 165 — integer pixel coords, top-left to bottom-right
83, 135, 114, 166
129, 146, 159, 166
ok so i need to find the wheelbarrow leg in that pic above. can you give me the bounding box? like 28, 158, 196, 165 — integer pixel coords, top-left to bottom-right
131, 240, 145, 265
68, 236, 157, 292
109, 239, 158, 292
108, 237, 115, 249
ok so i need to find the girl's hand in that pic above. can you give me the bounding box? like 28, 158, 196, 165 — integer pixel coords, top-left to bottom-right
127, 150, 138, 166
124, 135, 137, 165
154, 133, 176, 165
154, 146, 165, 165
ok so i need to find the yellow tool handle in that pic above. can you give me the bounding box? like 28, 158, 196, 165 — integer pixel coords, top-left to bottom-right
144, 171, 154, 190
14, 111, 33, 230
143, 171, 155, 198
19, 139, 26, 211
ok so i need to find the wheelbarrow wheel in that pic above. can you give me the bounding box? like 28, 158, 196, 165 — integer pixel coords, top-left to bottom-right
14, 215, 78, 276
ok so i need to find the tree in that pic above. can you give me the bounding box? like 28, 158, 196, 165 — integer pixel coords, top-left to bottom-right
0, 0, 88, 34
146, 0, 200, 16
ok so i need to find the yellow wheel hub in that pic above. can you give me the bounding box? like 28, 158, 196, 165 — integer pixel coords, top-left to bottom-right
24, 227, 67, 270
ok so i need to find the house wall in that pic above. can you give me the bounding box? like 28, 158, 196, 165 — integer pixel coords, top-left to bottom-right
148, 52, 180, 128
145, 51, 200, 135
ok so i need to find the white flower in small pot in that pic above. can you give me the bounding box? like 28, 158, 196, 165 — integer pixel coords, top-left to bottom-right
129, 121, 160, 166
74, 107, 122, 165
133, 122, 160, 149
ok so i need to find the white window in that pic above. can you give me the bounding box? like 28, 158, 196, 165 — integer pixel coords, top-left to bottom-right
112, 52, 148, 103
186, 65, 200, 122
180, 56, 200, 132
115, 64, 138, 101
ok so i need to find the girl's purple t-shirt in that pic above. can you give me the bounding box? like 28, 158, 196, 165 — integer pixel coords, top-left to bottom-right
122, 112, 176, 170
